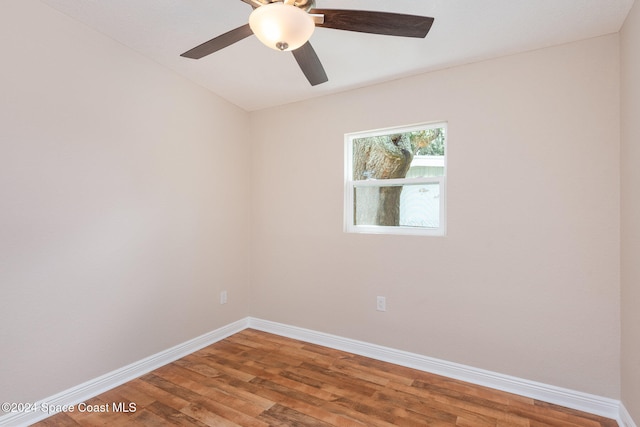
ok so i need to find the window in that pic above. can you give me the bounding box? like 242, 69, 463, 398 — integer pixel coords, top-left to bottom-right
344, 122, 447, 236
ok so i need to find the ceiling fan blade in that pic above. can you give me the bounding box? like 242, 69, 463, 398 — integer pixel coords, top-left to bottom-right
292, 41, 328, 86
310, 9, 434, 38
181, 24, 253, 59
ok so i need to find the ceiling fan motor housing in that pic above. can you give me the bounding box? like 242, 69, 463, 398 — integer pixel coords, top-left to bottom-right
255, 0, 316, 12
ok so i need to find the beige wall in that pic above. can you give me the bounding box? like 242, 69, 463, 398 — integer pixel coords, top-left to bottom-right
0, 1, 250, 405
249, 35, 621, 398
621, 0, 640, 422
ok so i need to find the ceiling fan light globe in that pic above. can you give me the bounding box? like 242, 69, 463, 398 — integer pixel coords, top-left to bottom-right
249, 2, 315, 51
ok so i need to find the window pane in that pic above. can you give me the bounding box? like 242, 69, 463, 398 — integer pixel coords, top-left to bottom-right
352, 127, 446, 181
406, 156, 445, 178
353, 182, 441, 229
352, 135, 411, 180
400, 182, 440, 228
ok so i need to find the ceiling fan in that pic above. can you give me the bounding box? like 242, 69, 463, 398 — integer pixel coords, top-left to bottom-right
180, 0, 434, 86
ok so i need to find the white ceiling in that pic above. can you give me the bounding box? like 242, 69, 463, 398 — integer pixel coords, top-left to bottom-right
40, 0, 634, 111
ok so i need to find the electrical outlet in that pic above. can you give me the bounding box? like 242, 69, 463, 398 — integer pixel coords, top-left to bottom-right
220, 290, 228, 305
376, 296, 386, 312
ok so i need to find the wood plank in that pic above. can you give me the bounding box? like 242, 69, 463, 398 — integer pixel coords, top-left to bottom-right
127, 408, 175, 427
32, 329, 618, 427
34, 412, 81, 426
144, 401, 209, 426
185, 397, 270, 427
258, 403, 336, 427
178, 403, 244, 427
152, 365, 267, 417
126, 377, 192, 411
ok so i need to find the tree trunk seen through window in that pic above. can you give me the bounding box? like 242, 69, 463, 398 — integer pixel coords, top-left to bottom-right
353, 130, 441, 227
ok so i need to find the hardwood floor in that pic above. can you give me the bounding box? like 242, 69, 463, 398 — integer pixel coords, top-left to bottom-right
33, 329, 617, 426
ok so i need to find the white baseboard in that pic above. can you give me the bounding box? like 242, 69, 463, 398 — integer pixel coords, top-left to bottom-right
247, 317, 626, 426
620, 403, 638, 427
0, 318, 249, 427
1, 316, 632, 427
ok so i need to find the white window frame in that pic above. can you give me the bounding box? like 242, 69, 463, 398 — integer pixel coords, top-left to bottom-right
344, 122, 447, 236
